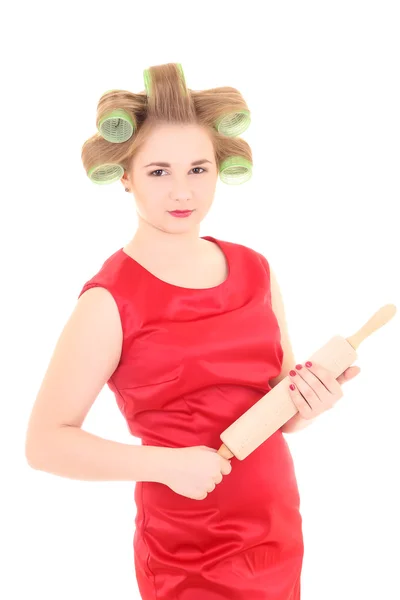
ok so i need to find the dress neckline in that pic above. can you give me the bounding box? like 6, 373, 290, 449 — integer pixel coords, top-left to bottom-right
118, 235, 231, 291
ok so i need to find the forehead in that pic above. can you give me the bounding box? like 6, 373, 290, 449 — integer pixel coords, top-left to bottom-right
141, 123, 213, 154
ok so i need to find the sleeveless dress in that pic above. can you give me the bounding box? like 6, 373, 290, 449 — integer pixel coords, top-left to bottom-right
77, 235, 304, 599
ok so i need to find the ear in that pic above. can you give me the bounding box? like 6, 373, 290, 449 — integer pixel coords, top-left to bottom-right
120, 170, 129, 186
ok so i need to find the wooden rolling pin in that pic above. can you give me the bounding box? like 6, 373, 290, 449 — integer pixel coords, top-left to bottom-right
218, 304, 397, 461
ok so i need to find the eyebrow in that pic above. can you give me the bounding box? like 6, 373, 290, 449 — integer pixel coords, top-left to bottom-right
143, 159, 212, 168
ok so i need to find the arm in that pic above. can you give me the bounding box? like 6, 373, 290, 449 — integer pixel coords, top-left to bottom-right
268, 265, 316, 434
25, 286, 171, 482
27, 425, 172, 483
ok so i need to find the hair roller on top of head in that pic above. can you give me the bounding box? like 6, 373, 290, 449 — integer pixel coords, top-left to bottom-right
144, 63, 187, 98
81, 62, 253, 186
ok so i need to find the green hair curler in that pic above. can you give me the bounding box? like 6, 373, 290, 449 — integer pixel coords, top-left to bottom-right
219, 157, 253, 185
144, 63, 187, 98
87, 162, 124, 185
98, 108, 135, 144
97, 90, 136, 144
215, 109, 251, 137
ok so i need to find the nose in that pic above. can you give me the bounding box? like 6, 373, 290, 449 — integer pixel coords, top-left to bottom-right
169, 182, 192, 202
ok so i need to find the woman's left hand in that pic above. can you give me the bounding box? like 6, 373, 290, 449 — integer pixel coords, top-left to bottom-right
288, 361, 361, 420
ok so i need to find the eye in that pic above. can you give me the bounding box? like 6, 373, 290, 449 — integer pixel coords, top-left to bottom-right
149, 167, 206, 177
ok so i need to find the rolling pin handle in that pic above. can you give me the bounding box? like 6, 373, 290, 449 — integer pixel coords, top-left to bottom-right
217, 443, 235, 460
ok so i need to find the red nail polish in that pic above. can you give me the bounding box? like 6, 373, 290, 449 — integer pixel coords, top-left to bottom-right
305, 361, 312, 367
295, 364, 302, 370
289, 384, 296, 391
289, 370, 297, 376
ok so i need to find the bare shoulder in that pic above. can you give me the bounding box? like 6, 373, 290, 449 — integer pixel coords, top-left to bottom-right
25, 286, 123, 459
75, 285, 123, 371
268, 266, 297, 388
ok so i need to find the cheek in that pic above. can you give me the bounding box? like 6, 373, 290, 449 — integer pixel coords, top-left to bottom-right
195, 176, 216, 196
137, 202, 163, 218
135, 185, 162, 210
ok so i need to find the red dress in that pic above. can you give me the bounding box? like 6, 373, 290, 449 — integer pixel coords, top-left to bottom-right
78, 235, 304, 599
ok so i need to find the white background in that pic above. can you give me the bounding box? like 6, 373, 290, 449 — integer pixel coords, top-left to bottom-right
1, 1, 399, 598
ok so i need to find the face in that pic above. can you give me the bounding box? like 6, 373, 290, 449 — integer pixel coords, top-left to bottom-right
122, 123, 218, 234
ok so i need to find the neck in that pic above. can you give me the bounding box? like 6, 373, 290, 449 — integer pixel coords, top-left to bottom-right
128, 221, 204, 260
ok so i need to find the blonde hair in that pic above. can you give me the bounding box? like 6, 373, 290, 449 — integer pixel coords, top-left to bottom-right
81, 63, 253, 186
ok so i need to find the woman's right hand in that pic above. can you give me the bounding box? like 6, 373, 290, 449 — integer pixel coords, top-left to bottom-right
160, 445, 232, 500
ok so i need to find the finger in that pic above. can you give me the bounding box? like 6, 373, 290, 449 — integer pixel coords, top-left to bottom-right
298, 361, 338, 395
344, 366, 361, 379
291, 363, 331, 400
289, 370, 319, 408
337, 367, 360, 385
288, 381, 314, 417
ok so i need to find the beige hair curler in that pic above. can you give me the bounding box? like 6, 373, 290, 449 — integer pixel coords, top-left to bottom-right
218, 304, 397, 461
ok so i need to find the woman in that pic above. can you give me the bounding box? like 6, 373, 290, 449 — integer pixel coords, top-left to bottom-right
25, 62, 359, 599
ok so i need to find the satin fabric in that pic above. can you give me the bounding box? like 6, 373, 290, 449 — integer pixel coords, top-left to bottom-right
78, 236, 304, 599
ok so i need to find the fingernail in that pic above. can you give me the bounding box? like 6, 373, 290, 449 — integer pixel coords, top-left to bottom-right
289, 370, 297, 376
305, 361, 312, 367
295, 364, 303, 370
289, 384, 296, 391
